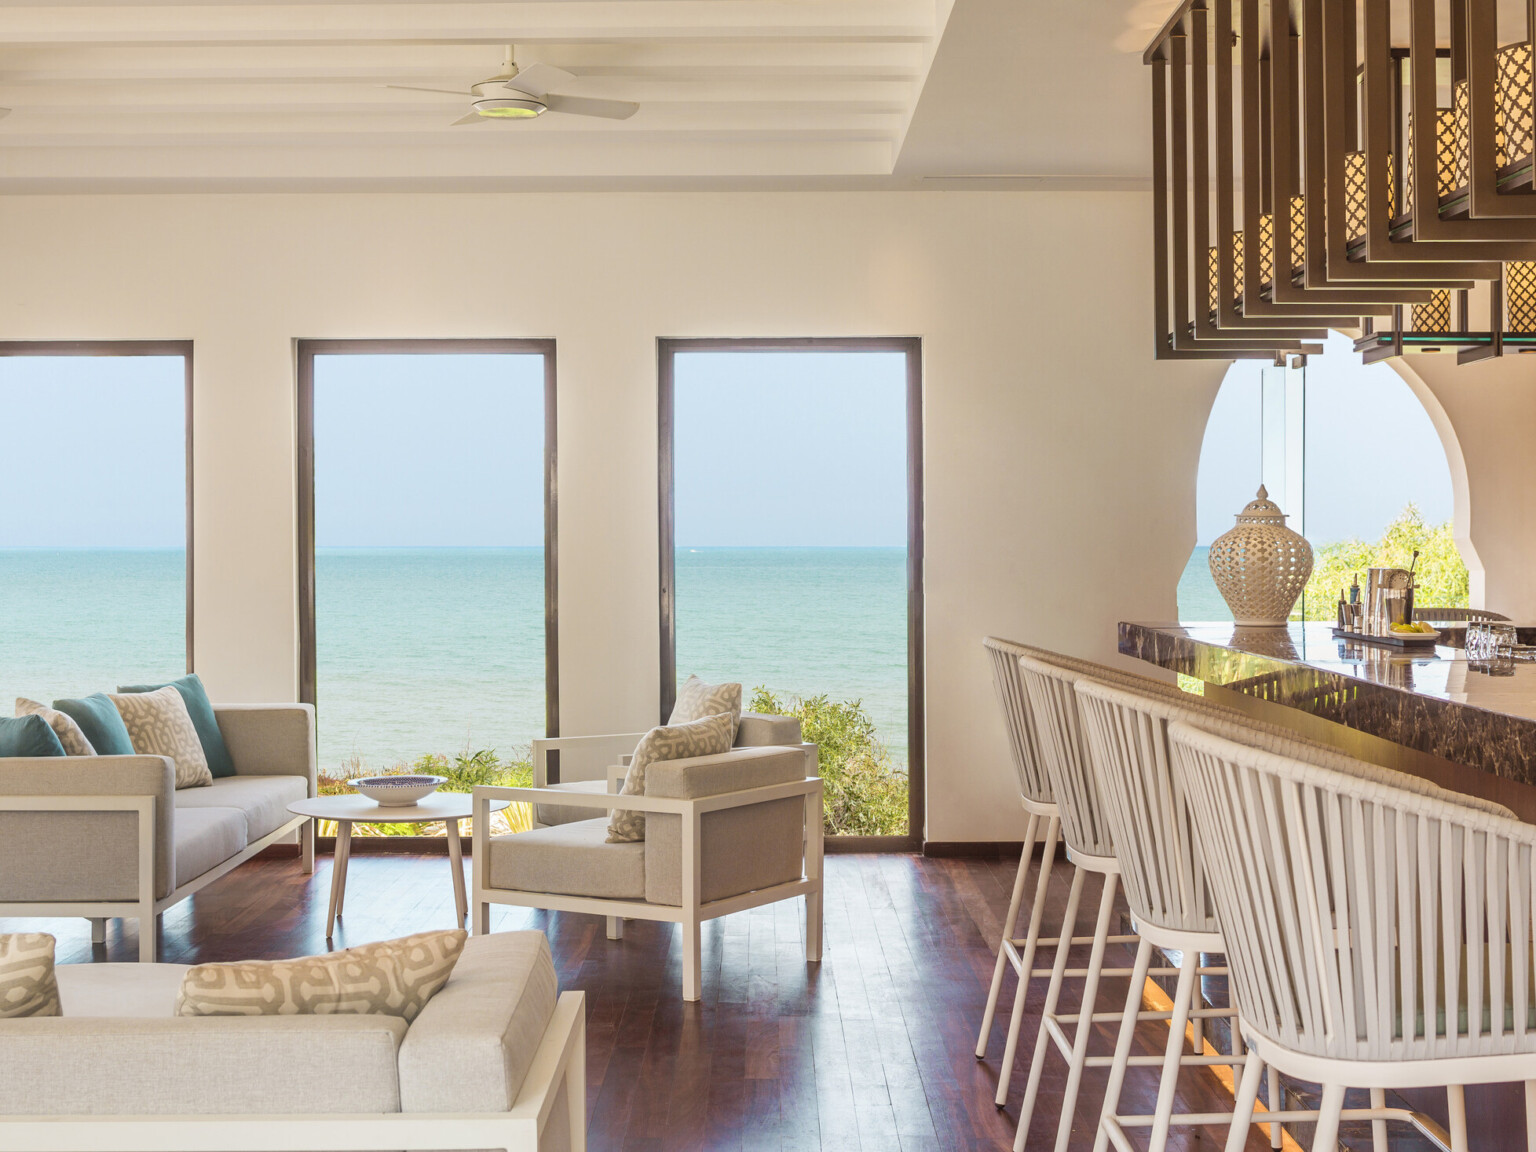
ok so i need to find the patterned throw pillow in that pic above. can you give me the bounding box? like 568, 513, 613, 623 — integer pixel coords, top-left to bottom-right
607, 712, 735, 844
15, 699, 95, 756
668, 675, 742, 738
0, 933, 61, 1019
109, 686, 212, 789
175, 930, 466, 1022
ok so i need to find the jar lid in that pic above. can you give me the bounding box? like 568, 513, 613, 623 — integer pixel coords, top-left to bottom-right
1234, 485, 1288, 525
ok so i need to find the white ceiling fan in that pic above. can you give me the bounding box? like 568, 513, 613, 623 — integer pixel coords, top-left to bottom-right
387, 46, 638, 123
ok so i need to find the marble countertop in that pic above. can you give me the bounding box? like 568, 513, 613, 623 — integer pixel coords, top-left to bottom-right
1120, 621, 1536, 784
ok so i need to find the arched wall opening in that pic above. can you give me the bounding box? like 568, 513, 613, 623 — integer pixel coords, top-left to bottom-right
1181, 331, 1479, 622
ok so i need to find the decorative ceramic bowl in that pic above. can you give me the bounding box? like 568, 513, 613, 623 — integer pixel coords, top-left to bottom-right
347, 775, 446, 807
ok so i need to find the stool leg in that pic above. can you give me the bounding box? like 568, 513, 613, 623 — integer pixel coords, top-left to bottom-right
977, 812, 1039, 1058
1051, 871, 1120, 1152
1146, 944, 1200, 1152
326, 821, 352, 939
1369, 1087, 1388, 1152
1446, 1084, 1468, 1152
996, 814, 1061, 1105
1268, 1063, 1283, 1149
1014, 860, 1085, 1141
1093, 937, 1155, 1152
1224, 1050, 1266, 1152
1311, 1083, 1345, 1152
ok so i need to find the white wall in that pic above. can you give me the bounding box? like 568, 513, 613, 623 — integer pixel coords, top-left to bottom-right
0, 191, 1227, 842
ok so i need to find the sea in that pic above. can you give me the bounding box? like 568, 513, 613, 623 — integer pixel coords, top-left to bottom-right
1177, 546, 1232, 622
0, 546, 910, 776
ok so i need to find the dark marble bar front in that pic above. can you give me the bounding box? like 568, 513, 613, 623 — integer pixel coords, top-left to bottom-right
1120, 620, 1536, 820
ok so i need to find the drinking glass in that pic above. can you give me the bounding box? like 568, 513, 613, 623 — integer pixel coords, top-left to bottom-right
1466, 621, 1490, 662
1490, 622, 1519, 659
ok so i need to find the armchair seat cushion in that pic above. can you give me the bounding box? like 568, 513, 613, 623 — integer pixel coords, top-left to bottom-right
534, 778, 609, 828
174, 774, 306, 842
488, 819, 645, 900
173, 807, 247, 889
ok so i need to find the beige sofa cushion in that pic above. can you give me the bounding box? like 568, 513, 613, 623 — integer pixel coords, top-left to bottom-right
398, 930, 557, 1112
734, 712, 802, 747
0, 1015, 407, 1114
535, 777, 609, 828
56, 962, 190, 1017
173, 807, 247, 888
645, 747, 807, 906
489, 818, 645, 899
175, 773, 306, 841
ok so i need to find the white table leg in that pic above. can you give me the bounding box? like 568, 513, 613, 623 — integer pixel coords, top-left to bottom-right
327, 821, 352, 939
446, 816, 468, 924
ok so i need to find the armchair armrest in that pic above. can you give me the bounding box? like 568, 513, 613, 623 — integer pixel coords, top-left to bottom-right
531, 733, 644, 787
214, 704, 317, 794
0, 757, 175, 902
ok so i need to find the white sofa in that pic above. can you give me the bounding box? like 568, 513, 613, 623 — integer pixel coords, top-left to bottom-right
0, 704, 318, 961
0, 930, 585, 1152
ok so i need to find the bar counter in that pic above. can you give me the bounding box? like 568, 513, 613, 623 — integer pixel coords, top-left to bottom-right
1120, 620, 1536, 821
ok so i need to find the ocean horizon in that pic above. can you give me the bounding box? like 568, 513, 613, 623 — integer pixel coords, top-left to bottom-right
1, 546, 910, 775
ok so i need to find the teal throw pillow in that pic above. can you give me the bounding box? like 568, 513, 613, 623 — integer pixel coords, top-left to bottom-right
117, 674, 234, 779
0, 716, 67, 758
52, 694, 135, 757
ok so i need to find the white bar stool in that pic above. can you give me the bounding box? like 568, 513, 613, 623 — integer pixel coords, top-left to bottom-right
1171, 721, 1536, 1152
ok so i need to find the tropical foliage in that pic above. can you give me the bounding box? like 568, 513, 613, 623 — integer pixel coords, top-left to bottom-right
748, 687, 908, 836
1297, 503, 1469, 622
318, 747, 534, 837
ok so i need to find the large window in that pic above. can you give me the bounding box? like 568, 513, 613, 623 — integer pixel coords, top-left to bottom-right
298, 341, 555, 801
0, 344, 190, 697
658, 338, 923, 845
1182, 331, 1465, 621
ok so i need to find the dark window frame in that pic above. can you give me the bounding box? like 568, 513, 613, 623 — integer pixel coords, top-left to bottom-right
0, 340, 195, 672
296, 338, 559, 738
656, 336, 925, 852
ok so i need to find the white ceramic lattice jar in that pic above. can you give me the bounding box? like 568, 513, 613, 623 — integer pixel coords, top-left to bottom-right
1207, 486, 1313, 627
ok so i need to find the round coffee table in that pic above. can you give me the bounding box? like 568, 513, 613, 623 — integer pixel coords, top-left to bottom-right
287, 793, 509, 939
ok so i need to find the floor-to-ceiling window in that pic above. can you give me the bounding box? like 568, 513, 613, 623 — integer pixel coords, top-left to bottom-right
0, 344, 191, 698
658, 338, 923, 845
298, 341, 555, 824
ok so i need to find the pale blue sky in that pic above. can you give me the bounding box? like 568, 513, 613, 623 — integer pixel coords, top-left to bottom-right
673, 351, 908, 547
313, 353, 545, 547
1197, 331, 1455, 546
0, 356, 185, 547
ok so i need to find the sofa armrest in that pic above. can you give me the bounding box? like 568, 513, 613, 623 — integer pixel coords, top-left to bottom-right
0, 757, 175, 901
398, 930, 558, 1112
214, 704, 317, 794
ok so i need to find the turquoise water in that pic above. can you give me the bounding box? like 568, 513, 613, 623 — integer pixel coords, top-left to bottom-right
0, 550, 186, 701
675, 547, 908, 763
1, 547, 909, 774
1177, 546, 1232, 622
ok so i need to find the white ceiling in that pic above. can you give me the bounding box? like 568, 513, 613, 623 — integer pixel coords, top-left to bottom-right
0, 0, 1173, 192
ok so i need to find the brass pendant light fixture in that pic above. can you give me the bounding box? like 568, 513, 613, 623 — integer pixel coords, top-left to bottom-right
1147, 0, 1536, 364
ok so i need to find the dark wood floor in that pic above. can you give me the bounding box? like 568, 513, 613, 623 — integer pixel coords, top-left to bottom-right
7, 850, 1272, 1151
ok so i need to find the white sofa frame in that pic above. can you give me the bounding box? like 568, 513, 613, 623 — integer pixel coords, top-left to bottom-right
0, 989, 586, 1152
472, 776, 824, 1001
0, 796, 313, 963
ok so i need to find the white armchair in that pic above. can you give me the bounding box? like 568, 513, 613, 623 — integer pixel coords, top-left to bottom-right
472, 744, 823, 1001
527, 712, 807, 828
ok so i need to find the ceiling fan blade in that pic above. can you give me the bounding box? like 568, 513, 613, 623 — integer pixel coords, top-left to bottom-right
502, 62, 576, 98
543, 93, 639, 121
385, 85, 473, 97
451, 112, 487, 126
